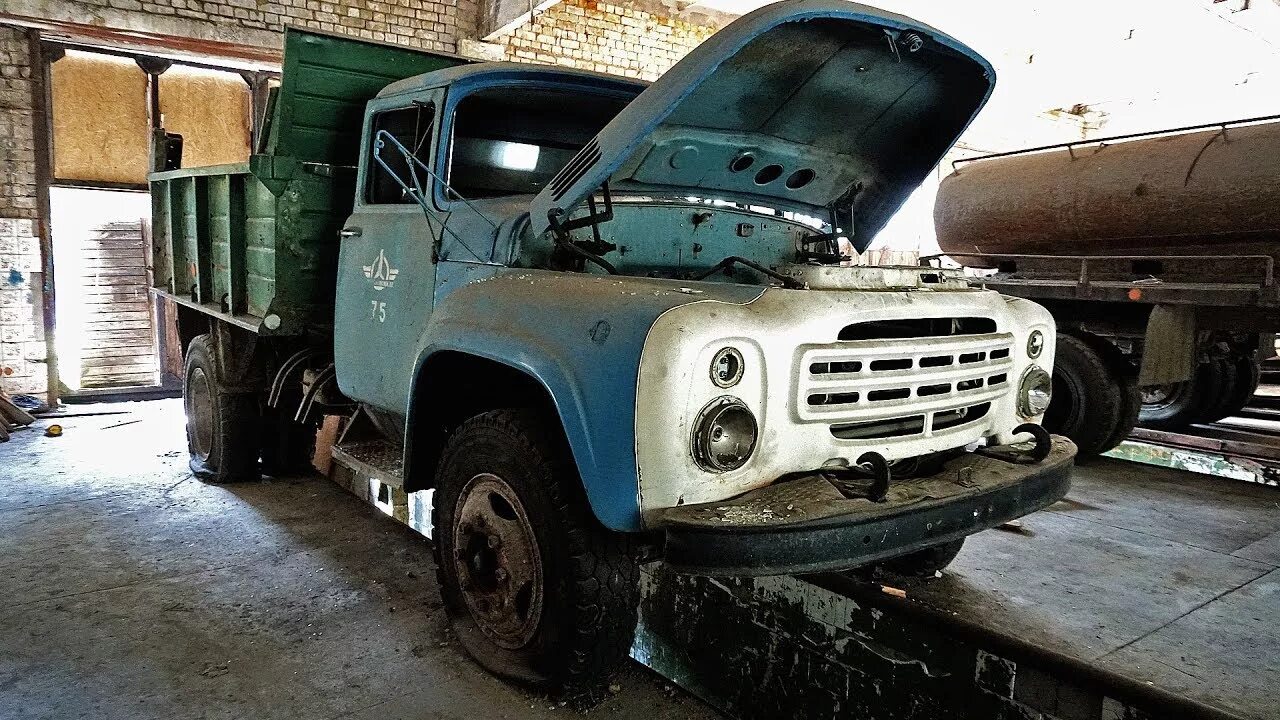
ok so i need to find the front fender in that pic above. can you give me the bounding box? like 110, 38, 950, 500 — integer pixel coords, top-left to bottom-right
408, 266, 764, 531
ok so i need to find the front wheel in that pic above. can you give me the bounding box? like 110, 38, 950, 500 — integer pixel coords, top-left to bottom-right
432, 409, 638, 705
878, 539, 966, 577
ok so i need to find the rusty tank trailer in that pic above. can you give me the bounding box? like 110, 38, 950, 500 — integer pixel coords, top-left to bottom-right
935, 115, 1280, 262
930, 115, 1280, 451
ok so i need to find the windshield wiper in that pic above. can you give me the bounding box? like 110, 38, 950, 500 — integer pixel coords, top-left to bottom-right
695, 256, 804, 289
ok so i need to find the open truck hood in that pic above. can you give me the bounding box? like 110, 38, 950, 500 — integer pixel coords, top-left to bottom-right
529, 0, 994, 252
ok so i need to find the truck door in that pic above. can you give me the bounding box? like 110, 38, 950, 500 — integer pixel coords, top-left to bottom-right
335, 92, 443, 413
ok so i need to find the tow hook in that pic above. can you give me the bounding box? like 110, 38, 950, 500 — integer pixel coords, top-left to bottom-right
976, 423, 1053, 465
825, 451, 891, 502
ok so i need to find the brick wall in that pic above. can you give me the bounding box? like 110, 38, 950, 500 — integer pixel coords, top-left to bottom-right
6, 0, 473, 53
0, 27, 47, 399
0, 27, 35, 222
494, 0, 717, 81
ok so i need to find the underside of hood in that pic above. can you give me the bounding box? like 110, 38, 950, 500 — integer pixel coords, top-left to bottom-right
529, 0, 995, 252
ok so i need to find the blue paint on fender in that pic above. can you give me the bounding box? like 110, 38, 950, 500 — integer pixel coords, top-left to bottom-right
412, 263, 763, 531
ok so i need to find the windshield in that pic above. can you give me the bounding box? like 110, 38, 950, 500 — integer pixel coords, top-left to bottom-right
446, 86, 633, 199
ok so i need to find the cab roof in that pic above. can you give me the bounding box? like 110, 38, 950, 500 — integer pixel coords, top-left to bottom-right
376, 62, 648, 98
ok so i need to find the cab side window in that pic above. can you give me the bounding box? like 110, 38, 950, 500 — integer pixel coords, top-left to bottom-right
367, 103, 436, 204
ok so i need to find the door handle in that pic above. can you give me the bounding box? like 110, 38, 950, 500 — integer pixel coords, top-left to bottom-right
339, 226, 362, 239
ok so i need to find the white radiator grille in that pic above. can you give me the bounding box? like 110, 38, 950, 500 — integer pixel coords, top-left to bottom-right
796, 332, 1015, 439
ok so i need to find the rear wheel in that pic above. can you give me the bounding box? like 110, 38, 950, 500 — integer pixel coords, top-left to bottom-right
184, 335, 260, 483
1138, 359, 1229, 430
1211, 355, 1261, 423
432, 408, 638, 706
1042, 333, 1122, 459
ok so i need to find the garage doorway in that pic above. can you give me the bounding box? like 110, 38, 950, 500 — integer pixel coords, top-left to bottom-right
49, 187, 157, 392
40, 44, 272, 395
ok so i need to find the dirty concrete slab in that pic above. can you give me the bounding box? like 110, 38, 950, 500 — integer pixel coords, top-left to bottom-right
1044, 457, 1280, 555
906, 503, 1274, 662
1095, 568, 1280, 720
0, 400, 720, 720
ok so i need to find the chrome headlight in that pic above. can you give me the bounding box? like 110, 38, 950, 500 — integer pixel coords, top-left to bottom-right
1018, 366, 1053, 418
691, 396, 758, 473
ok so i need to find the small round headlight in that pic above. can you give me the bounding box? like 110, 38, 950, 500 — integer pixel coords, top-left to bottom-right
1026, 330, 1045, 359
1018, 366, 1053, 418
710, 347, 744, 388
692, 397, 758, 473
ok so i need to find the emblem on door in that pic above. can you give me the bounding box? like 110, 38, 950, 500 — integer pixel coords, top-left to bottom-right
362, 249, 400, 291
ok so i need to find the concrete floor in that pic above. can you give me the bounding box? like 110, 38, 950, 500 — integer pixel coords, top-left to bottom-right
0, 399, 720, 720
903, 455, 1280, 719
5, 398, 1279, 720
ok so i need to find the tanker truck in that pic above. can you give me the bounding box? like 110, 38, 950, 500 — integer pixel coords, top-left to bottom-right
933, 115, 1280, 457
150, 0, 1075, 701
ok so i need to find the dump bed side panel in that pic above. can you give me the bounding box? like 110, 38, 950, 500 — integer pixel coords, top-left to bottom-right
150, 29, 470, 336
267, 28, 470, 167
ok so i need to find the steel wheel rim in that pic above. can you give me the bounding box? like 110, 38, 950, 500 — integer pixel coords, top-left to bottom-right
452, 473, 544, 649
1141, 382, 1183, 409
187, 367, 213, 461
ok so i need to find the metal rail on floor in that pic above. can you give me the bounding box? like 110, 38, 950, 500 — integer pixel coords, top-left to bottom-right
1107, 391, 1280, 486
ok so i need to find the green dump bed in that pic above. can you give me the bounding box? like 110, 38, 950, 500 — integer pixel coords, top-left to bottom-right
150, 29, 468, 336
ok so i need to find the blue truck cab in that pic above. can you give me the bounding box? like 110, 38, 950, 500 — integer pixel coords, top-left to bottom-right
157, 0, 1074, 701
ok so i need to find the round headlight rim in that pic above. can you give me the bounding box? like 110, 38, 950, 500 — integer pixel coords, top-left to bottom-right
1017, 365, 1053, 418
1026, 329, 1045, 359
710, 346, 745, 389
690, 395, 759, 473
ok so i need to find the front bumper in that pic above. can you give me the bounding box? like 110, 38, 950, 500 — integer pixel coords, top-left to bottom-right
657, 435, 1076, 576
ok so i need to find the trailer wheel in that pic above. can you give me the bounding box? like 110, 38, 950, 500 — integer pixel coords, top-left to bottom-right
432, 408, 638, 706
184, 335, 261, 483
1072, 333, 1141, 453
878, 539, 965, 577
1138, 360, 1227, 430
1203, 355, 1260, 423
1192, 358, 1240, 425
1042, 333, 1123, 459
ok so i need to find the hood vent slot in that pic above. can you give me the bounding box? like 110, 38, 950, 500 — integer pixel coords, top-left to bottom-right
838, 317, 997, 341
549, 139, 601, 201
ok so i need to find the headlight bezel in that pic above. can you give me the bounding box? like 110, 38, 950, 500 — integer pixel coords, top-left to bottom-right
1017, 365, 1053, 418
691, 396, 759, 473
1026, 329, 1045, 359
710, 346, 745, 388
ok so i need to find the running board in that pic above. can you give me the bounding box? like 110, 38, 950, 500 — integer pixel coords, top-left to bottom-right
331, 440, 404, 488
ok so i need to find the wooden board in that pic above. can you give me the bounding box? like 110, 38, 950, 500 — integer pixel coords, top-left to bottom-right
159, 65, 252, 169
77, 220, 159, 389
50, 50, 150, 185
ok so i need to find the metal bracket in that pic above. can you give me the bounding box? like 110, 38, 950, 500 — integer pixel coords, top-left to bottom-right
976, 423, 1052, 465
825, 451, 891, 503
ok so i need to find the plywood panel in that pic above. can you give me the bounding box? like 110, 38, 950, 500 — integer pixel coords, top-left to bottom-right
51, 51, 150, 185
160, 65, 251, 168
77, 221, 159, 389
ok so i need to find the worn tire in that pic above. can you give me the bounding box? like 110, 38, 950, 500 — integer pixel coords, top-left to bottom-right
1194, 358, 1240, 425
432, 408, 638, 705
1210, 355, 1261, 423
1138, 359, 1228, 430
184, 335, 261, 483
1075, 334, 1140, 453
879, 539, 965, 577
1042, 333, 1122, 459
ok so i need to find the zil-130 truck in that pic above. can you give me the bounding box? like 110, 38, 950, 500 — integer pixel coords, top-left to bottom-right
150, 0, 1075, 701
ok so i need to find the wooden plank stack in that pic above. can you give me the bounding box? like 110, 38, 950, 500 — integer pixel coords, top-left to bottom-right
0, 392, 37, 442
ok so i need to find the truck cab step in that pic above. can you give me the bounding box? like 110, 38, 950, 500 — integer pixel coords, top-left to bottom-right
331, 439, 404, 488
